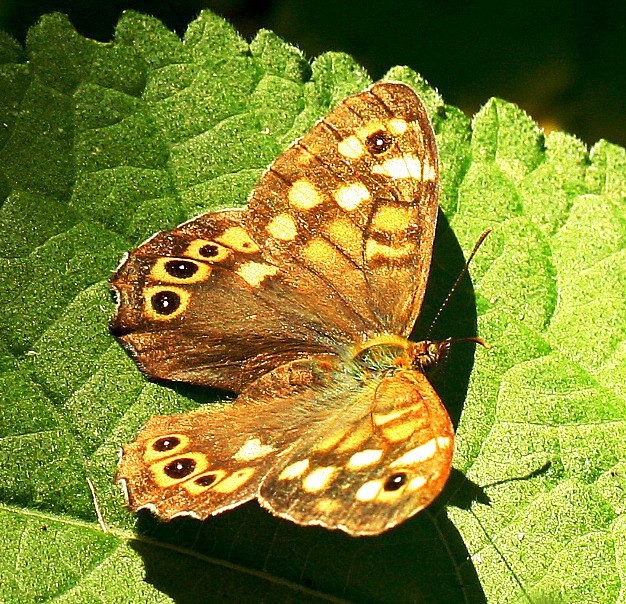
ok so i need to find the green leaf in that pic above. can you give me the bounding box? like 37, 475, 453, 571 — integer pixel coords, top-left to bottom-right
1, 9, 624, 603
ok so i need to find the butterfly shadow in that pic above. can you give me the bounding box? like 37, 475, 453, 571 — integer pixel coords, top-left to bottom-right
129, 496, 487, 604
126, 214, 490, 603
412, 210, 485, 429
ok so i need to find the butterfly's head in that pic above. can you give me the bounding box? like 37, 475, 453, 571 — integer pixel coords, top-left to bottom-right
409, 336, 489, 373
409, 339, 451, 372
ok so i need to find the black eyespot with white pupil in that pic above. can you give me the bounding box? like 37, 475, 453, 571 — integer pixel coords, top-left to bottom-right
199, 243, 219, 258
195, 474, 218, 487
384, 472, 408, 491
366, 130, 394, 154
164, 259, 198, 279
151, 290, 181, 315
163, 458, 196, 479
153, 436, 180, 452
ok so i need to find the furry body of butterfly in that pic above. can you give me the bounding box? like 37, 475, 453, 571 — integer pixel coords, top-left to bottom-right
112, 81, 462, 536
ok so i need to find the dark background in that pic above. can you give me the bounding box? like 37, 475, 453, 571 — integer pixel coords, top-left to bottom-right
1, 0, 625, 147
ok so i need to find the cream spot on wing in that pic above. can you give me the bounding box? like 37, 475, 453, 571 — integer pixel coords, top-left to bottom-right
372, 155, 423, 179
390, 439, 437, 467
388, 118, 408, 135
215, 226, 259, 253
338, 135, 365, 159
371, 206, 415, 233
357, 120, 386, 138
373, 407, 412, 426
302, 466, 337, 492
266, 213, 298, 241
315, 498, 340, 514
301, 237, 362, 281
407, 475, 427, 492
288, 179, 323, 210
347, 449, 384, 469
355, 480, 383, 502
233, 438, 275, 461
335, 422, 371, 453
334, 183, 370, 211
278, 458, 310, 480
325, 216, 363, 264
312, 431, 344, 453
381, 420, 416, 443
437, 436, 452, 448
365, 239, 413, 261
422, 159, 436, 181
236, 261, 279, 287
212, 467, 256, 493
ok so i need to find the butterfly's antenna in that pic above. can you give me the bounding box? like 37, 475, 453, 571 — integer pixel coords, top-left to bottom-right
426, 228, 492, 340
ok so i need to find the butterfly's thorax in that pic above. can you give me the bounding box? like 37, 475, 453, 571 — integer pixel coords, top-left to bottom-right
349, 333, 450, 375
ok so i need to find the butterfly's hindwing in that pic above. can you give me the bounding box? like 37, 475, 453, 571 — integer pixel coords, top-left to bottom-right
117, 359, 454, 535
258, 369, 454, 535
117, 357, 342, 518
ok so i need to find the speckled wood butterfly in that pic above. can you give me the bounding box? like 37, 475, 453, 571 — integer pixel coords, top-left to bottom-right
112, 81, 468, 536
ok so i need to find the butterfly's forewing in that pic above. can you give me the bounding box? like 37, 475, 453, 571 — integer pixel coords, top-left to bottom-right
111, 209, 368, 392
111, 83, 438, 390
246, 81, 439, 336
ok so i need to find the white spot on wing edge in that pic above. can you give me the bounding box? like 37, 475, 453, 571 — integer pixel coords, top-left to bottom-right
302, 466, 337, 492
390, 438, 437, 467
171, 509, 202, 520
422, 159, 436, 181
116, 475, 130, 505
347, 449, 384, 469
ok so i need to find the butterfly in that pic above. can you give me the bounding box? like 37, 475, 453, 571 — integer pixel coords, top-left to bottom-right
111, 81, 463, 536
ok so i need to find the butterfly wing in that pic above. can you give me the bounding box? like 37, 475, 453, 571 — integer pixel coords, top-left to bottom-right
118, 360, 453, 534
111, 82, 439, 391
258, 369, 454, 535
246, 81, 439, 336
117, 357, 344, 518
111, 209, 370, 392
